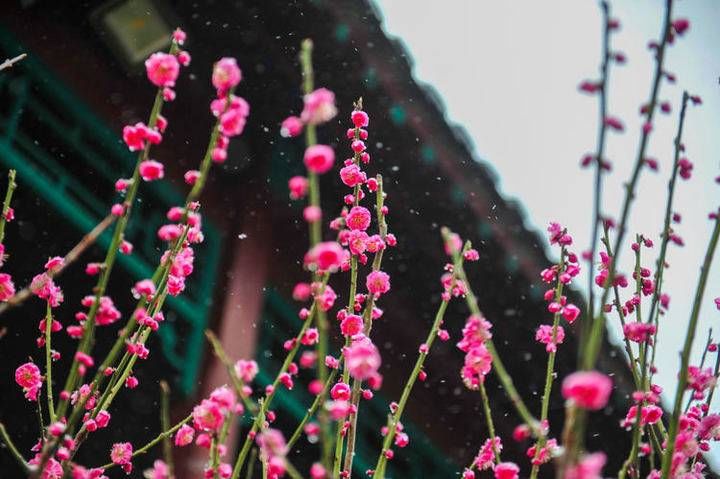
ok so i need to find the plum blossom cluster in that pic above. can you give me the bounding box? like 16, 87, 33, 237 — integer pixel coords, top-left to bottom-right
535, 223, 581, 354
281, 87, 337, 139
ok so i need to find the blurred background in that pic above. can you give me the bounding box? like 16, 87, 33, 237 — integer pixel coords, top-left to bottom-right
0, 0, 717, 477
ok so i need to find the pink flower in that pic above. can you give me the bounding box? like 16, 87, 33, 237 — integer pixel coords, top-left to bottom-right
139, 160, 164, 181
256, 428, 288, 459
304, 145, 335, 174
303, 205, 322, 223
346, 206, 371, 231
172, 28, 187, 45
474, 437, 502, 470
219, 107, 247, 137
604, 116, 624, 132
185, 170, 201, 184
193, 399, 224, 432
698, 414, 720, 440
45, 256, 64, 272
340, 314, 364, 336
301, 327, 320, 345
457, 314, 493, 352
30, 273, 63, 307
623, 321, 656, 343
281, 116, 304, 138
288, 176, 308, 200
351, 110, 369, 128
212, 57, 242, 93
535, 324, 565, 353
234, 359, 259, 383
366, 270, 390, 296
15, 362, 42, 401
132, 279, 156, 298
110, 442, 133, 471
494, 462, 519, 479
562, 371, 612, 410
310, 463, 327, 479
305, 242, 345, 272
325, 399, 353, 420
175, 424, 195, 446
565, 453, 606, 479
672, 18, 690, 35
145, 52, 180, 88
461, 343, 493, 390
0, 272, 15, 301
144, 460, 169, 479
301, 88, 337, 125
330, 382, 351, 401
339, 163, 366, 188
345, 336, 381, 380
562, 304, 581, 323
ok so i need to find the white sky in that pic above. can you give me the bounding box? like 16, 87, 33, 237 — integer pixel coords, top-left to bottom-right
375, 0, 720, 466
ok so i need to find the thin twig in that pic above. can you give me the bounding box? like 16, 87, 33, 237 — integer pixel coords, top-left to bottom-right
660, 216, 720, 478
0, 214, 115, 316
160, 381, 175, 478
0, 54, 27, 72
0, 422, 29, 473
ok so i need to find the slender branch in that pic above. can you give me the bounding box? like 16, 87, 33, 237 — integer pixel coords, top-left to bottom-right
44, 302, 55, 423
0, 169, 17, 245
660, 216, 720, 478
230, 276, 330, 479
373, 230, 465, 478
530, 247, 566, 479
287, 366, 340, 451
0, 215, 115, 316
0, 53, 27, 72
57, 51, 177, 416
582, 0, 612, 361
478, 382, 500, 464
206, 330, 258, 414
340, 172, 387, 476
160, 381, 174, 478
684, 329, 713, 413
0, 422, 29, 473
245, 448, 258, 479
648, 91, 690, 379
453, 239, 540, 434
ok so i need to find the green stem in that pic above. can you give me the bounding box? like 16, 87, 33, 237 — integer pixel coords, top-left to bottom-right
0, 168, 17, 244
581, 0, 611, 363
57, 85, 167, 418
452, 237, 540, 434
648, 92, 690, 383
660, 216, 720, 478
0, 422, 29, 473
230, 278, 329, 479
44, 302, 55, 423
478, 382, 500, 464
374, 231, 463, 477
287, 365, 340, 451
340, 172, 386, 476
160, 380, 175, 478
245, 448, 258, 479
619, 236, 648, 478
530, 249, 566, 479
284, 459, 304, 479
206, 330, 259, 415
